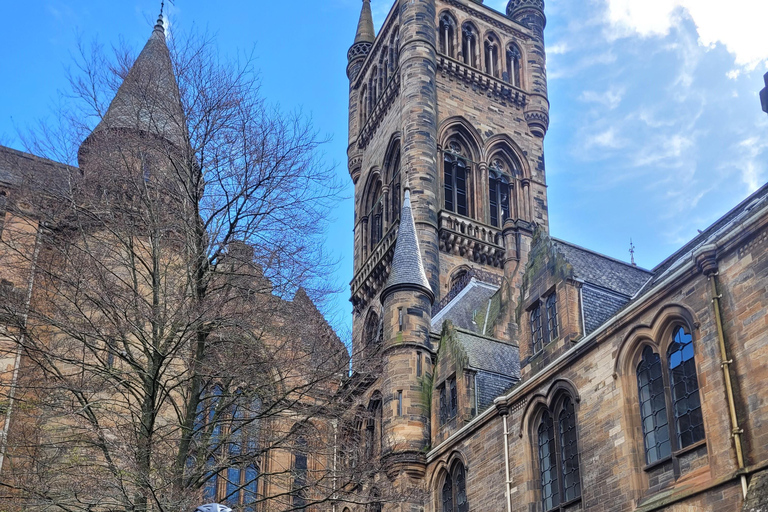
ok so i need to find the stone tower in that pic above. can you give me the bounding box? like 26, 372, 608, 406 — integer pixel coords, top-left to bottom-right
347, 0, 549, 503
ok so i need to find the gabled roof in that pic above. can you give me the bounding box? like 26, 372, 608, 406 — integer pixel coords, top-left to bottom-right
381, 189, 433, 301
454, 328, 519, 377
551, 238, 652, 297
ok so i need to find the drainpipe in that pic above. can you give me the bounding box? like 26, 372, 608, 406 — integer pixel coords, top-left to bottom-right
0, 223, 42, 475
696, 248, 747, 498
495, 402, 512, 512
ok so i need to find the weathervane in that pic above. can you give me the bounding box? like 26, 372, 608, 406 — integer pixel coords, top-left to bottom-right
629, 238, 636, 266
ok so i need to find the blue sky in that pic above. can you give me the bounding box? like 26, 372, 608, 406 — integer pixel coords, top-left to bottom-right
0, 1, 766, 333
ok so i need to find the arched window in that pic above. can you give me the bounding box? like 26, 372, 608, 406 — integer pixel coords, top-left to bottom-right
369, 68, 378, 112
439, 13, 456, 58
535, 397, 581, 511
441, 461, 469, 512
444, 141, 470, 217
364, 175, 384, 251
365, 394, 382, 459
484, 33, 500, 78
292, 435, 308, 509
364, 310, 380, 347
381, 50, 389, 89
506, 44, 522, 87
488, 159, 512, 227
461, 23, 478, 68
359, 85, 368, 127
636, 327, 704, 466
387, 145, 402, 222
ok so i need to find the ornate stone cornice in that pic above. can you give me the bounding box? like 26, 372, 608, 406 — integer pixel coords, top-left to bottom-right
444, 0, 532, 41
437, 56, 527, 109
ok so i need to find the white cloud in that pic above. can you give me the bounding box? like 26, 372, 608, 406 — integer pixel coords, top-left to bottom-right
735, 136, 768, 191
605, 0, 768, 69
584, 127, 625, 150
579, 86, 625, 109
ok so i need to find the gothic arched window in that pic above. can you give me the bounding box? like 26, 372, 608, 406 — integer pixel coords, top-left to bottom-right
441, 461, 469, 512
439, 13, 456, 58
364, 310, 380, 349
365, 394, 382, 459
636, 327, 704, 466
292, 434, 308, 509
369, 67, 378, 112
488, 160, 511, 228
359, 85, 368, 127
506, 44, 522, 87
535, 396, 581, 511
484, 33, 500, 78
461, 23, 478, 68
444, 141, 469, 217
389, 146, 402, 222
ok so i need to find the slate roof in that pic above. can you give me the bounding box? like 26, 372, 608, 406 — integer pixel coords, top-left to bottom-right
455, 329, 519, 377
85, 15, 186, 151
551, 238, 652, 297
431, 280, 499, 333
381, 189, 433, 299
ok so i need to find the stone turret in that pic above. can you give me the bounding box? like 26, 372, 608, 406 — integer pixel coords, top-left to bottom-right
507, 0, 549, 137
380, 188, 434, 480
347, 0, 375, 184
78, 11, 187, 170
398, 0, 440, 295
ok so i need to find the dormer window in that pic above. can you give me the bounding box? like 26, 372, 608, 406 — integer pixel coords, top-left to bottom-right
531, 292, 558, 354
439, 375, 458, 425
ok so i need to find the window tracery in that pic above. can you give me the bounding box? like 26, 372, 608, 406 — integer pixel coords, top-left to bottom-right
506, 44, 522, 87
444, 141, 470, 217
439, 13, 456, 58
441, 461, 469, 512
484, 33, 500, 78
461, 23, 478, 68
534, 396, 581, 511
636, 326, 704, 467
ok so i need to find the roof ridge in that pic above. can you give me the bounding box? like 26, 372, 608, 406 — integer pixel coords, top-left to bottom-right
551, 237, 652, 273
649, 182, 768, 273
453, 326, 518, 347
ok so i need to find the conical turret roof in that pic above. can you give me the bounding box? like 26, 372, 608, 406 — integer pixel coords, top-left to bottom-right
381, 189, 434, 302
353, 0, 375, 45
84, 14, 186, 152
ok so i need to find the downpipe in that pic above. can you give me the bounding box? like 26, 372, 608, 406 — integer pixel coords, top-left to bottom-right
703, 259, 747, 498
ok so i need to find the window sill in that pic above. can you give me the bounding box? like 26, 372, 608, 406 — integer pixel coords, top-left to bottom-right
642, 439, 707, 472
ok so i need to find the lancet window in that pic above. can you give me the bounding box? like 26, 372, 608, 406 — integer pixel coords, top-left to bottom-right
439, 13, 456, 58
461, 23, 478, 68
441, 461, 469, 512
443, 141, 470, 217
506, 44, 522, 87
489, 159, 511, 228
535, 396, 581, 511
636, 327, 704, 466
388, 146, 402, 222
484, 33, 500, 78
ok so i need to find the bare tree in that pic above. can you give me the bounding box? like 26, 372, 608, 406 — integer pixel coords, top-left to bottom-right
0, 24, 402, 512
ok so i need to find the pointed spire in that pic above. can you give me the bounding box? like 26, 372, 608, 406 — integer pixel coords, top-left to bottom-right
78, 4, 186, 164
154, 1, 165, 35
381, 189, 434, 303
354, 0, 375, 45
